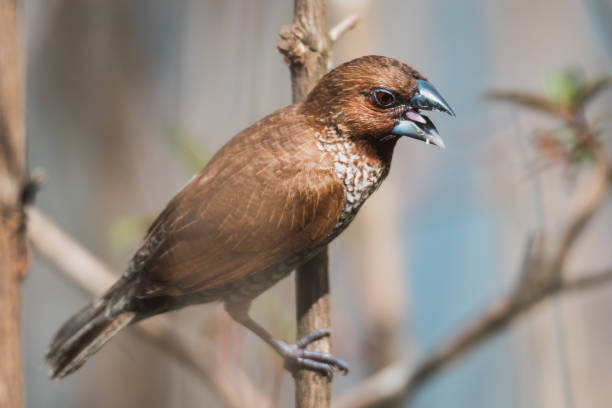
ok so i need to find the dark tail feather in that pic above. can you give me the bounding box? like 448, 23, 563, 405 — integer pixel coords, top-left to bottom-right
46, 279, 136, 379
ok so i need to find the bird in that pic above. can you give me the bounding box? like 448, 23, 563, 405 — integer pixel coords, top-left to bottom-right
46, 55, 454, 379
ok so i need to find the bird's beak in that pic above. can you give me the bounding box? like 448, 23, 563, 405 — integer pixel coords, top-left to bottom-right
410, 80, 455, 116
392, 79, 454, 148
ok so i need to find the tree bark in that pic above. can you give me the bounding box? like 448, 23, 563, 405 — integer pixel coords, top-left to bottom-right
0, 0, 26, 407
277, 1, 333, 407
295, 248, 332, 408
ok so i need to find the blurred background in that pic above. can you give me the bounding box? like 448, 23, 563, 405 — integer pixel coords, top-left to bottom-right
22, 0, 612, 407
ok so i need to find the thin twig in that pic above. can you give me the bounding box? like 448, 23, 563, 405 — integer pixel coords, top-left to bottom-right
329, 14, 360, 44
563, 268, 612, 292
485, 90, 575, 121
27, 208, 115, 295
27, 207, 269, 408
556, 148, 610, 269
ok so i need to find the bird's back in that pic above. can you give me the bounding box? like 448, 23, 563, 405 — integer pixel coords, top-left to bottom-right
129, 104, 345, 299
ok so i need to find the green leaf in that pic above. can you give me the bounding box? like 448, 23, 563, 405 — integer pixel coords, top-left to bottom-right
545, 69, 585, 107
166, 126, 210, 174
108, 215, 155, 252
569, 147, 594, 166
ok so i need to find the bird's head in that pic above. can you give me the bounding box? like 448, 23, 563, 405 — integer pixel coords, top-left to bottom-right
303, 55, 454, 148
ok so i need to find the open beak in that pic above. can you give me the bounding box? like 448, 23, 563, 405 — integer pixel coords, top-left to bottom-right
392, 79, 455, 148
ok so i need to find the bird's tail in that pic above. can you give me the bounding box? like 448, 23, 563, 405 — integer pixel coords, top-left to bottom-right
46, 278, 136, 379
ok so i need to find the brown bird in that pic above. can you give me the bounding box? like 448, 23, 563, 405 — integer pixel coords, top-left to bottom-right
46, 55, 454, 379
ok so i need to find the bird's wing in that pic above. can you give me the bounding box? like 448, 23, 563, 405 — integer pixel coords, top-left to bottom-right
134, 110, 344, 296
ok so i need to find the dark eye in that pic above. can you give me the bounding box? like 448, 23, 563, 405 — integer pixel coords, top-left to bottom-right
373, 89, 395, 107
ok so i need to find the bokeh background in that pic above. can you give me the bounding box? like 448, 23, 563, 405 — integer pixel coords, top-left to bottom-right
22, 0, 612, 407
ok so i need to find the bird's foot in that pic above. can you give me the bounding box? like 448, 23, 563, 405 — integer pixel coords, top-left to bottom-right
278, 329, 349, 378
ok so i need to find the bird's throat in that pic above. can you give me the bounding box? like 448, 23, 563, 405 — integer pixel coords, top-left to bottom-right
316, 127, 389, 233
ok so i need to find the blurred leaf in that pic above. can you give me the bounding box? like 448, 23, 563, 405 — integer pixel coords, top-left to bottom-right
489, 70, 608, 172
108, 128, 209, 252
545, 69, 585, 107
485, 90, 572, 120
166, 126, 210, 174
569, 146, 594, 166
108, 215, 155, 252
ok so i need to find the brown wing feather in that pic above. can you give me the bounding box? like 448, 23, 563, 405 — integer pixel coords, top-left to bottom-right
134, 105, 344, 296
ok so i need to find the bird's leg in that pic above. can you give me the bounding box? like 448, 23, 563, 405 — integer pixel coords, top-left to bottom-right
225, 302, 349, 378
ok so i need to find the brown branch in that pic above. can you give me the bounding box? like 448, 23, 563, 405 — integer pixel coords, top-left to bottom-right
0, 0, 26, 406
556, 148, 610, 268
335, 150, 612, 408
334, 265, 612, 408
277, 0, 332, 103
278, 1, 338, 407
295, 249, 333, 407
27, 207, 270, 408
575, 76, 612, 109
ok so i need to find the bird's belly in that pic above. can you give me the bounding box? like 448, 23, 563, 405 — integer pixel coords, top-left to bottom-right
222, 249, 323, 304
220, 171, 386, 306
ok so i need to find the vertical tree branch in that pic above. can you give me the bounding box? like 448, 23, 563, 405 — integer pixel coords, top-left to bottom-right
279, 0, 331, 104
278, 1, 333, 407
0, 0, 26, 407
295, 249, 332, 407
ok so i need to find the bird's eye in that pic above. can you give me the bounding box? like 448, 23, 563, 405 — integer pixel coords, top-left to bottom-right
373, 89, 395, 108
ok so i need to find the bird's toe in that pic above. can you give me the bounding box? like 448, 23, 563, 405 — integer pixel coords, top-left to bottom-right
280, 331, 349, 378
296, 329, 331, 348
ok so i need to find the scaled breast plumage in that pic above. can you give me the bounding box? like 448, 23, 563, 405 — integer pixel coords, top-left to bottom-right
315, 125, 387, 233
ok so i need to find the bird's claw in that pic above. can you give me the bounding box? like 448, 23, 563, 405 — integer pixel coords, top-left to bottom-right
280, 329, 349, 379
